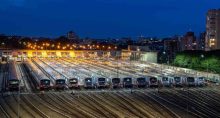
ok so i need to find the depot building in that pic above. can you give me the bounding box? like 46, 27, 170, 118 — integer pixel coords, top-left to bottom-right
0, 49, 158, 63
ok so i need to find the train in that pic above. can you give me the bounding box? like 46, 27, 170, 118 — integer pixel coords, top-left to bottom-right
149, 76, 159, 87
7, 61, 20, 91
173, 77, 185, 87
185, 77, 197, 87
68, 78, 79, 89
123, 77, 133, 88
161, 76, 174, 87
136, 77, 148, 88
54, 79, 66, 90
28, 60, 52, 90
111, 78, 121, 88
196, 77, 207, 86
84, 77, 95, 88
96, 77, 108, 88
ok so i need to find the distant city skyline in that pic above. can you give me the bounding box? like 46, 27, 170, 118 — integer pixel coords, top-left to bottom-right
0, 0, 220, 38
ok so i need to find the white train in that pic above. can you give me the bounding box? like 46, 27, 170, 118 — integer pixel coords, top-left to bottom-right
27, 60, 52, 90
111, 77, 121, 88
123, 77, 133, 88
149, 76, 160, 87
173, 77, 185, 87
136, 77, 148, 88
196, 77, 207, 86
161, 76, 174, 87
185, 77, 197, 87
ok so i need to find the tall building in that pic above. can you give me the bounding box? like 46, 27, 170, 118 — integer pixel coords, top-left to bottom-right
199, 32, 206, 50
206, 9, 220, 51
181, 32, 197, 50
163, 36, 181, 62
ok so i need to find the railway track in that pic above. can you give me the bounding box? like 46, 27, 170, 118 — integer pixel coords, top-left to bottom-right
141, 90, 200, 118
25, 94, 72, 118
52, 93, 98, 118
64, 93, 105, 117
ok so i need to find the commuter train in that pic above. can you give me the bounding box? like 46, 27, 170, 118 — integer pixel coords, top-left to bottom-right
54, 79, 66, 90
161, 76, 174, 87
123, 77, 133, 88
196, 77, 206, 86
84, 77, 95, 88
68, 78, 79, 89
185, 77, 197, 87
96, 77, 108, 88
149, 76, 159, 87
173, 77, 185, 87
136, 77, 148, 88
28, 60, 52, 90
111, 78, 121, 88
7, 61, 20, 91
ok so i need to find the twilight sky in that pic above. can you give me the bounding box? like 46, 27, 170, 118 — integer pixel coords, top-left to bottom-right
0, 0, 219, 38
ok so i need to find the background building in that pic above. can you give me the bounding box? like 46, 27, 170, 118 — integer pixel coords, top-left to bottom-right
199, 32, 206, 50
67, 31, 79, 43
206, 9, 220, 51
181, 32, 197, 51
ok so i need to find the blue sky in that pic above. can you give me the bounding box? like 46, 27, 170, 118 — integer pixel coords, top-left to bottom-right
0, 0, 219, 38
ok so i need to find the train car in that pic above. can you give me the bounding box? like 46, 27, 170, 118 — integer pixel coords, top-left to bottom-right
186, 77, 197, 87
136, 77, 148, 88
161, 76, 174, 87
55, 79, 66, 90
68, 78, 79, 89
111, 78, 121, 88
39, 79, 51, 90
97, 77, 108, 88
27, 60, 52, 90
123, 77, 133, 88
7, 62, 20, 91
84, 77, 94, 89
174, 77, 185, 87
149, 76, 159, 87
196, 77, 207, 86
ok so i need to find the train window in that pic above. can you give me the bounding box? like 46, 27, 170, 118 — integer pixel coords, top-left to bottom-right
150, 77, 157, 82
199, 77, 204, 80
112, 78, 120, 83
85, 78, 92, 82
56, 80, 65, 84
69, 79, 78, 83
41, 80, 50, 85
162, 77, 168, 81
137, 78, 145, 82
187, 77, 195, 82
98, 78, 105, 81
124, 78, 131, 82
9, 80, 19, 85
174, 77, 181, 82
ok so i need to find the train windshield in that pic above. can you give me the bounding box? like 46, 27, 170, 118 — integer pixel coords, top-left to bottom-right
9, 80, 19, 85
69, 78, 78, 84
124, 78, 131, 82
85, 78, 92, 82
98, 78, 106, 82
137, 78, 146, 82
187, 77, 195, 82
41, 80, 50, 85
112, 78, 120, 83
198, 77, 205, 81
56, 80, 65, 84
174, 77, 181, 82
150, 77, 157, 82
162, 77, 168, 81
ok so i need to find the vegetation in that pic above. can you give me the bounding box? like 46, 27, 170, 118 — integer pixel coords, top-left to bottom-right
173, 50, 220, 74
